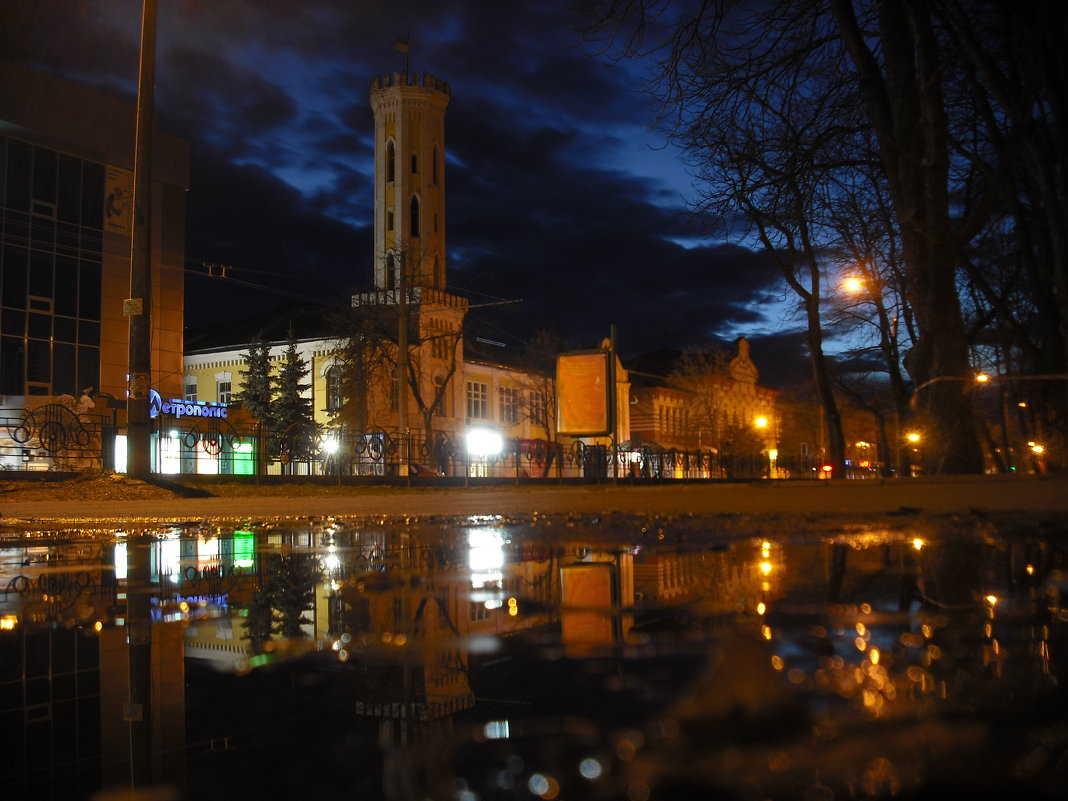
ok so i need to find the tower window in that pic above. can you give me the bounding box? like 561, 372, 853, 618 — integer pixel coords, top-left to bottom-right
411, 154, 418, 174
326, 366, 343, 412
410, 196, 420, 237
386, 141, 395, 183
386, 253, 396, 289
432, 147, 439, 185
387, 210, 394, 231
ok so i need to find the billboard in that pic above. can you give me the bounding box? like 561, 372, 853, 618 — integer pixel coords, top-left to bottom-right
556, 350, 610, 436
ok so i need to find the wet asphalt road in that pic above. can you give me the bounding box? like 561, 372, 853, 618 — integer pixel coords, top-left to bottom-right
2, 474, 1066, 525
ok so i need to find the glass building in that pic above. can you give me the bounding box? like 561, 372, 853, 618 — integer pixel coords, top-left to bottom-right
0, 60, 189, 411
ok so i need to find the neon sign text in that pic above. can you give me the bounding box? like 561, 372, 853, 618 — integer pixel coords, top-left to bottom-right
148, 389, 228, 419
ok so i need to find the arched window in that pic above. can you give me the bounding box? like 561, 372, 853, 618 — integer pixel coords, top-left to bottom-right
214, 371, 233, 404
386, 141, 395, 183
386, 253, 396, 289
326, 366, 343, 412
410, 196, 420, 237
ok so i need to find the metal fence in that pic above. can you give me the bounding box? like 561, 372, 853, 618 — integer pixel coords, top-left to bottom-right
1, 404, 115, 472
2, 405, 880, 480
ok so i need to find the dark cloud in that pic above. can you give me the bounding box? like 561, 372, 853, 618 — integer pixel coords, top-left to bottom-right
741, 331, 817, 392
162, 48, 299, 152
183, 148, 371, 325
2, 0, 802, 374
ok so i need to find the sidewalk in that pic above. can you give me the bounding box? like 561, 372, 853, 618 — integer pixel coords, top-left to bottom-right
2, 474, 1066, 525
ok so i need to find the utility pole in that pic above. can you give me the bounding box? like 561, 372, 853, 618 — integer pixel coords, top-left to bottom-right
124, 4, 157, 791
396, 251, 409, 479
126, 0, 157, 480
609, 324, 618, 481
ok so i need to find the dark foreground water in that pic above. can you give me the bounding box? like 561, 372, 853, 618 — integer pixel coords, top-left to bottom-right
2, 511, 1067, 800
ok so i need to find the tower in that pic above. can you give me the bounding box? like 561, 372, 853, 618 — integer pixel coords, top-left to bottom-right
370, 71, 449, 291
355, 70, 466, 446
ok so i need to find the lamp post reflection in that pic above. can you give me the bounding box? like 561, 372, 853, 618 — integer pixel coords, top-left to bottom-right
126, 535, 153, 787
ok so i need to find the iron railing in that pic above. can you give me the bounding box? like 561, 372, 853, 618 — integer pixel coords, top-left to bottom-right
1, 405, 113, 472
1, 405, 883, 479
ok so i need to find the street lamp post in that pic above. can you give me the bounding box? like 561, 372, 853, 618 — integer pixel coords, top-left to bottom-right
126, 3, 158, 790
395, 250, 410, 481
126, 0, 157, 481
841, 271, 908, 477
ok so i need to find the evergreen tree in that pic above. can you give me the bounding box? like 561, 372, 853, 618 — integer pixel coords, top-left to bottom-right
239, 553, 321, 648
236, 336, 273, 426
268, 553, 320, 639
273, 326, 314, 435
241, 587, 274, 654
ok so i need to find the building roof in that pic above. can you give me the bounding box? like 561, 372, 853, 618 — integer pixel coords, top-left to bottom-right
462, 335, 535, 372
623, 348, 684, 388
184, 301, 340, 352
185, 301, 549, 378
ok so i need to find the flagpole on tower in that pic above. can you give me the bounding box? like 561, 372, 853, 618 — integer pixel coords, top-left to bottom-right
396, 33, 410, 75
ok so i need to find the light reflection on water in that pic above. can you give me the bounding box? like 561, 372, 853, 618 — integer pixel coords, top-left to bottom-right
1, 514, 1067, 800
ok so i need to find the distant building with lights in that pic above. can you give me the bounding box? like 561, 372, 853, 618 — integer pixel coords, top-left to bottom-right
183, 71, 554, 475
182, 70, 784, 478
626, 339, 780, 474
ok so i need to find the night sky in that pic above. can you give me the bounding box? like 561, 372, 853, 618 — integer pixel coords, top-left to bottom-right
2, 0, 813, 385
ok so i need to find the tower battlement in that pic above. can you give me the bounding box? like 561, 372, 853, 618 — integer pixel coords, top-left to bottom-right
371, 72, 450, 95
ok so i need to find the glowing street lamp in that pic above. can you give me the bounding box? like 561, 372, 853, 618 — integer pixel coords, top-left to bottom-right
842, 276, 864, 294
466, 427, 503, 457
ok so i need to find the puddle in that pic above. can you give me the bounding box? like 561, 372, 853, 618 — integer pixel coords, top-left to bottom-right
2, 514, 1067, 799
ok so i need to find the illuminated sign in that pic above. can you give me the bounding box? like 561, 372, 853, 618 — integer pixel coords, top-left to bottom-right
148, 389, 228, 419
556, 350, 610, 436
233, 530, 255, 568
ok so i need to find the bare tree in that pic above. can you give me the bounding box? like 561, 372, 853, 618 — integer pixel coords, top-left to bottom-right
577, 0, 1057, 473
330, 246, 467, 455
668, 342, 731, 450
514, 330, 569, 477
827, 0, 985, 473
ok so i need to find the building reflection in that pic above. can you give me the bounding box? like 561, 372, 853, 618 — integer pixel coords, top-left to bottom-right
0, 516, 1065, 799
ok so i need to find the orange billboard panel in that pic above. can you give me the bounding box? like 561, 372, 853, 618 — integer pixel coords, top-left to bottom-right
560, 563, 615, 653
556, 351, 609, 436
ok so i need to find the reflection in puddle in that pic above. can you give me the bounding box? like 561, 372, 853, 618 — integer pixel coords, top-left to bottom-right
1, 514, 1067, 799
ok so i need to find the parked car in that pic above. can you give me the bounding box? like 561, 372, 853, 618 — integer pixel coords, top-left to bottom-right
409, 463, 444, 477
